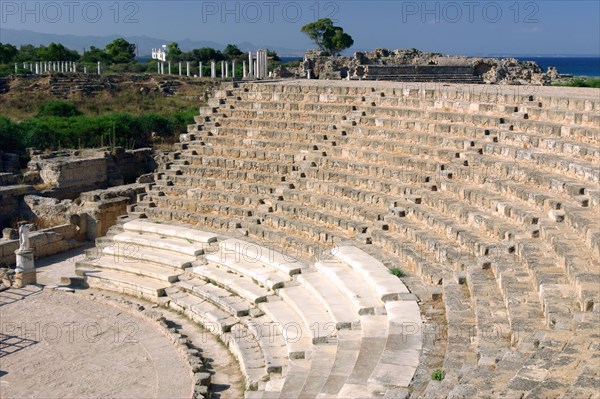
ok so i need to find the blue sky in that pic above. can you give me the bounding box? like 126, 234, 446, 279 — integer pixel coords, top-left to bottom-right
1, 0, 599, 55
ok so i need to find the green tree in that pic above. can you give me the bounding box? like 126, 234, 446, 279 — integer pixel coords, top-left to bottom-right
267, 50, 281, 62
16, 44, 38, 62
81, 46, 111, 63
301, 18, 354, 56
185, 47, 224, 63
324, 28, 354, 56
0, 43, 18, 63
223, 44, 243, 61
106, 38, 136, 64
166, 42, 183, 62
36, 43, 80, 61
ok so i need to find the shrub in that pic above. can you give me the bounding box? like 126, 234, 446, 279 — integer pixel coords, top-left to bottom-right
13, 108, 194, 152
389, 267, 405, 278
554, 78, 600, 89
431, 369, 445, 381
37, 101, 82, 118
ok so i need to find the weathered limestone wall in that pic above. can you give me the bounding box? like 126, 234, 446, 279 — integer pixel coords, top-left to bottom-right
21, 183, 147, 241
0, 181, 147, 265
0, 185, 35, 228
36, 156, 108, 190
0, 223, 83, 266
367, 65, 475, 76
78, 184, 148, 239
0, 152, 20, 175
301, 48, 552, 84
0, 152, 21, 187
27, 147, 155, 199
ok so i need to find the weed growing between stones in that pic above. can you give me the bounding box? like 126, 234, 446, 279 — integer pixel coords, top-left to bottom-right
431, 369, 445, 381
389, 267, 405, 278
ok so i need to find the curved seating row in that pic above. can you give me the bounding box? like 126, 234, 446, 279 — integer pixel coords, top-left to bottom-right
76, 218, 422, 398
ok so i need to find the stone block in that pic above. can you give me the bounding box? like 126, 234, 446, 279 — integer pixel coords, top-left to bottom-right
2, 228, 17, 240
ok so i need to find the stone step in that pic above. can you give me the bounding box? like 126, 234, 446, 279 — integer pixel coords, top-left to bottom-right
297, 345, 338, 398
112, 232, 206, 257
243, 314, 290, 374
332, 245, 411, 302
278, 284, 338, 344
222, 323, 267, 390
276, 359, 311, 399
59, 275, 86, 288
76, 257, 183, 283
217, 238, 308, 276
295, 272, 360, 330
122, 219, 218, 243
82, 269, 171, 300
206, 252, 291, 290
259, 300, 314, 360
174, 277, 253, 317
100, 245, 197, 269
165, 287, 238, 335
339, 315, 390, 397
373, 301, 423, 387
314, 259, 384, 315
191, 263, 272, 304
317, 329, 363, 396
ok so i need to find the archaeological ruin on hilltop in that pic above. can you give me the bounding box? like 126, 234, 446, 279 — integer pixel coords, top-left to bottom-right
1, 79, 599, 399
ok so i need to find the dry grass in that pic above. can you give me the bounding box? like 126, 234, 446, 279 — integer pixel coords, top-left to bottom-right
0, 75, 215, 121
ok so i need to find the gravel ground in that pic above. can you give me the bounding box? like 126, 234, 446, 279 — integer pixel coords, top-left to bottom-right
0, 288, 193, 399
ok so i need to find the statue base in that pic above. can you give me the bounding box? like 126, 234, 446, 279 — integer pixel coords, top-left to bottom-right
14, 271, 37, 288
14, 249, 36, 287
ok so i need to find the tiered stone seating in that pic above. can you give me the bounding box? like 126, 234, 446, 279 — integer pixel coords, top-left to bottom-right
76, 216, 422, 398
82, 81, 599, 398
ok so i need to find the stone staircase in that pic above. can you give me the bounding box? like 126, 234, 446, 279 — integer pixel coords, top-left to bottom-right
75, 80, 599, 398
74, 218, 422, 398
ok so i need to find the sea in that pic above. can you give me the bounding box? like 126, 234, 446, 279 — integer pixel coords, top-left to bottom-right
513, 56, 600, 77
280, 56, 600, 77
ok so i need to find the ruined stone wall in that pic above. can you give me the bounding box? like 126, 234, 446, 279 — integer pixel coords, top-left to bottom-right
35, 156, 108, 191
0, 152, 20, 175
78, 184, 147, 239
0, 223, 83, 266
27, 147, 154, 199
367, 65, 475, 76
113, 147, 156, 184
20, 183, 147, 241
0, 185, 35, 228
301, 48, 554, 85
1, 73, 217, 98
0, 152, 21, 187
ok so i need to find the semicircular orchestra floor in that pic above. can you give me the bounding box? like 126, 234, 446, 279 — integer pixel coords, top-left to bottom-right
0, 287, 193, 399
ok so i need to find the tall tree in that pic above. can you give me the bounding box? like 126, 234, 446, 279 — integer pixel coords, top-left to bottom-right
166, 42, 183, 62
324, 28, 354, 56
301, 18, 354, 56
37, 43, 80, 61
106, 38, 136, 64
186, 47, 224, 63
267, 50, 281, 62
81, 46, 111, 63
16, 44, 39, 62
223, 44, 243, 61
0, 43, 18, 63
